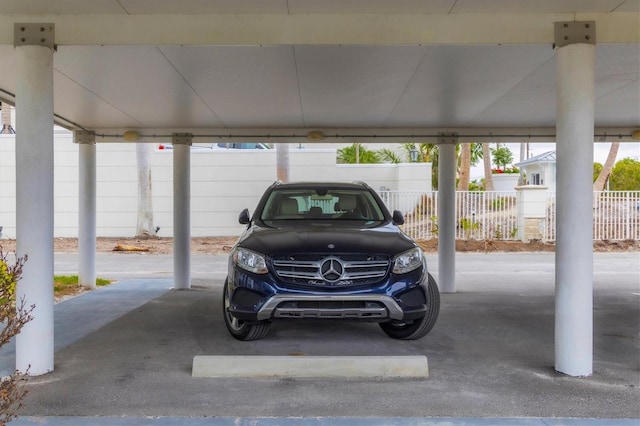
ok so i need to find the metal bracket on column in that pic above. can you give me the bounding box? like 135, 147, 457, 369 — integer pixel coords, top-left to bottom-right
554, 21, 596, 49
14, 23, 55, 50
172, 133, 193, 146
74, 130, 95, 145
437, 132, 458, 145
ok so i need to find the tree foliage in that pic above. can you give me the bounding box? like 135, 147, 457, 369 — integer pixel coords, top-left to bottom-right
469, 143, 483, 167
402, 142, 438, 163
593, 162, 603, 183
490, 146, 514, 171
377, 148, 402, 164
336, 143, 381, 164
593, 142, 620, 191
0, 250, 34, 424
609, 158, 640, 191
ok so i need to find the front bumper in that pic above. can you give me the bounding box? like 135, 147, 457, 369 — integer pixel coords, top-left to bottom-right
227, 263, 429, 323
257, 294, 405, 320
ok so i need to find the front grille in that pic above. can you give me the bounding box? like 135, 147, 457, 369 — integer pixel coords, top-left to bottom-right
271, 254, 389, 287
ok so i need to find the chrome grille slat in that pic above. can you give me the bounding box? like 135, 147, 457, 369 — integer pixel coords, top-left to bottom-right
276, 271, 320, 279
272, 255, 389, 287
272, 261, 318, 268
344, 271, 387, 279
343, 261, 389, 268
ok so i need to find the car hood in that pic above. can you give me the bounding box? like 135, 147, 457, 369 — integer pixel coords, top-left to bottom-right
238, 223, 417, 257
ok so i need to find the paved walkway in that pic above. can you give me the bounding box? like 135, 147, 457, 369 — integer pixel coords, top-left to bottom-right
3, 252, 639, 425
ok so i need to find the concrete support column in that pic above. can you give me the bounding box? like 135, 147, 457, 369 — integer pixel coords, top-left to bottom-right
173, 134, 191, 290
437, 134, 457, 293
14, 23, 55, 375
76, 131, 97, 289
554, 21, 596, 377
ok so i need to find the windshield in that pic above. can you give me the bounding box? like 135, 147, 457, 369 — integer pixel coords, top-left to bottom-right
260, 188, 386, 223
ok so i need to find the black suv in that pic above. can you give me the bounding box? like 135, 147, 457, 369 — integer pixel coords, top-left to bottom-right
223, 181, 440, 340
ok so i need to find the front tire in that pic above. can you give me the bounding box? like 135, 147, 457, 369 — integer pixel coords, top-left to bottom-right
379, 272, 440, 340
222, 279, 270, 341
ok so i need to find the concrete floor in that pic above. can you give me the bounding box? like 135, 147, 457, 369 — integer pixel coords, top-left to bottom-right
4, 252, 640, 424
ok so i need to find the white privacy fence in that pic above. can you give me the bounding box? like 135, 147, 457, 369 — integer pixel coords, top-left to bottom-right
380, 190, 640, 242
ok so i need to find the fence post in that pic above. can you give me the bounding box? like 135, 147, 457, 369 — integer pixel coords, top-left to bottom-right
626, 191, 630, 240
481, 192, 486, 240
515, 185, 549, 242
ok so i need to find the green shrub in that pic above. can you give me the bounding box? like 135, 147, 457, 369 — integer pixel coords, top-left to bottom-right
0, 250, 34, 423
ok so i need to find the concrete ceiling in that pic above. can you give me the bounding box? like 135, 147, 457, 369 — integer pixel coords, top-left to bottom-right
0, 0, 638, 139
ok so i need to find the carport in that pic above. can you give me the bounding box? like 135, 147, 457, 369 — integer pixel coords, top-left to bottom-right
0, 1, 638, 381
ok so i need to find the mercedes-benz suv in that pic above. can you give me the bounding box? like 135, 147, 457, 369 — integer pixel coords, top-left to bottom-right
223, 181, 440, 341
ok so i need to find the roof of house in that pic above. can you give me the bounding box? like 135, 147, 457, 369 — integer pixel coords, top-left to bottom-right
515, 151, 556, 167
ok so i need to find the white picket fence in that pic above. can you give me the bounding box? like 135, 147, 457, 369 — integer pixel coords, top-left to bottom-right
380, 190, 640, 242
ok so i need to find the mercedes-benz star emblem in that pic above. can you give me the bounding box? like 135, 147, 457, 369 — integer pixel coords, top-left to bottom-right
320, 257, 343, 282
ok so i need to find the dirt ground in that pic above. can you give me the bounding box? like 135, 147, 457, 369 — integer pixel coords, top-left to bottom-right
1, 236, 638, 255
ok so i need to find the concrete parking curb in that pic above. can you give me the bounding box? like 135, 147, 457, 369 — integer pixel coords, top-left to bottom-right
192, 355, 429, 378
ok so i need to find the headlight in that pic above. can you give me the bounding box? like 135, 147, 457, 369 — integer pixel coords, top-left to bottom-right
392, 247, 423, 274
233, 248, 268, 274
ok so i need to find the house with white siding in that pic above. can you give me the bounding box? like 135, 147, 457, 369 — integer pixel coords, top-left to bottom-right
515, 151, 556, 192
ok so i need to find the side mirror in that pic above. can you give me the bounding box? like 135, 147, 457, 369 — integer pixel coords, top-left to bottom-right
238, 208, 251, 225
392, 210, 405, 225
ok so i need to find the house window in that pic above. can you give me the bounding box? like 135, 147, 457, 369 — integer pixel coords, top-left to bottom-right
532, 173, 541, 185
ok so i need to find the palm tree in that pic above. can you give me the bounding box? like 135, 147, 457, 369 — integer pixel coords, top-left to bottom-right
136, 143, 156, 236
457, 143, 471, 191
593, 142, 620, 191
378, 148, 402, 164
337, 143, 381, 164
457, 143, 483, 191
402, 143, 439, 189
470, 143, 483, 167
402, 142, 439, 163
276, 143, 290, 182
425, 144, 440, 190
483, 143, 494, 191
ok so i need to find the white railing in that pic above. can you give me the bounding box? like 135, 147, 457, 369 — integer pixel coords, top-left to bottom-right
380, 191, 437, 240
380, 191, 518, 241
380, 190, 640, 242
543, 191, 640, 241
593, 191, 640, 241
544, 192, 556, 241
